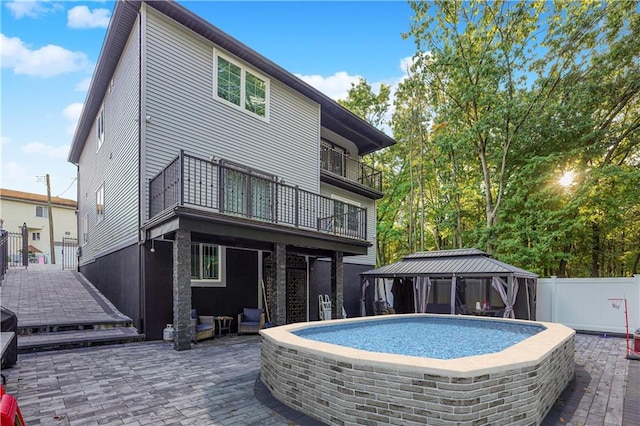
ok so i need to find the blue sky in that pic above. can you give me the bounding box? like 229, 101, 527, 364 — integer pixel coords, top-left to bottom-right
1, 1, 415, 200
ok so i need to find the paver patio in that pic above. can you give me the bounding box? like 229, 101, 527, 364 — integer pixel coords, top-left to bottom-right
0, 333, 633, 426
1, 265, 637, 425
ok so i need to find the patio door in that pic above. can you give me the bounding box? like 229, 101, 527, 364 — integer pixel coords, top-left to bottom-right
222, 162, 275, 220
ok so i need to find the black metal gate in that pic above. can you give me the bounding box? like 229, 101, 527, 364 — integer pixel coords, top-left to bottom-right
263, 253, 308, 324
285, 255, 307, 324
61, 237, 78, 270
0, 224, 28, 281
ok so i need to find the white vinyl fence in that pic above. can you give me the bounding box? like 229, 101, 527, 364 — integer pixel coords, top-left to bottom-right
537, 275, 640, 335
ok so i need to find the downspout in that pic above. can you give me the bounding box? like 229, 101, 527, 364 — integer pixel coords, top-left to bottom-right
75, 165, 80, 271
305, 255, 309, 322
137, 6, 146, 335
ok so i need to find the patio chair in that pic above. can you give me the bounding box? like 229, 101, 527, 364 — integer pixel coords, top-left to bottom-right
191, 309, 215, 342
237, 308, 265, 335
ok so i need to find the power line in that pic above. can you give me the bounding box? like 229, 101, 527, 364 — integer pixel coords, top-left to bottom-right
56, 177, 77, 198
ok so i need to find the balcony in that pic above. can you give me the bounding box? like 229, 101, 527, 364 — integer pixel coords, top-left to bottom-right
149, 151, 368, 241
320, 144, 383, 198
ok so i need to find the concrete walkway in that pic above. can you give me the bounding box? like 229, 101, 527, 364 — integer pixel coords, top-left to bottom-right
1, 264, 637, 425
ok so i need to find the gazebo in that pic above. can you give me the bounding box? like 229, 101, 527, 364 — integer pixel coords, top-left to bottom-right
360, 248, 538, 320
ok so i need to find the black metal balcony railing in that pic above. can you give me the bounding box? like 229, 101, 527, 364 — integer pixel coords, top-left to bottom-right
320, 144, 382, 192
149, 151, 368, 240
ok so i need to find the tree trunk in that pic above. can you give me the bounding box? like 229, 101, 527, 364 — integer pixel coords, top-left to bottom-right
591, 221, 600, 277
557, 258, 567, 278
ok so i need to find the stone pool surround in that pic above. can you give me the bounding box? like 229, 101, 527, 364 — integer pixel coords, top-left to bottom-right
260, 314, 575, 426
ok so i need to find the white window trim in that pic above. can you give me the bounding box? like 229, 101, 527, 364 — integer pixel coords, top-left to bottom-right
96, 184, 105, 223
96, 105, 105, 152
213, 49, 270, 122
82, 214, 88, 246
191, 245, 226, 288
35, 205, 48, 218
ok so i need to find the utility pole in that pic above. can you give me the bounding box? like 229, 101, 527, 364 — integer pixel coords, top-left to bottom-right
38, 174, 56, 264
46, 174, 55, 265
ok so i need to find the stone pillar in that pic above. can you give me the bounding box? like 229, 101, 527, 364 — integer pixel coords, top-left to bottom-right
331, 251, 343, 319
273, 243, 287, 326
173, 229, 191, 351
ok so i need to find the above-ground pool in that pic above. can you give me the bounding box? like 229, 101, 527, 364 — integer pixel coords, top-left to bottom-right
293, 316, 544, 360
260, 314, 575, 426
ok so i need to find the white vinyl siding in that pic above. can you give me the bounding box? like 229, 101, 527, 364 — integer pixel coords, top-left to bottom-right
76, 17, 140, 265
142, 7, 319, 220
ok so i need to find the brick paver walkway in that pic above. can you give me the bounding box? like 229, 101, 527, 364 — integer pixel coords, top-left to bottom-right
1, 264, 128, 326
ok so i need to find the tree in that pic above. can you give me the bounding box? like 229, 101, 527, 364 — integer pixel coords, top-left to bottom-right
401, 0, 640, 275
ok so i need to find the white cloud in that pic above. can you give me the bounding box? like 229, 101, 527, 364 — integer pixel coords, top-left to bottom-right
63, 102, 84, 135
5, 1, 62, 19
0, 33, 91, 77
2, 161, 28, 181
0, 135, 10, 145
296, 71, 362, 101
295, 58, 412, 136
22, 142, 70, 159
67, 6, 111, 29
74, 77, 92, 92
400, 56, 414, 76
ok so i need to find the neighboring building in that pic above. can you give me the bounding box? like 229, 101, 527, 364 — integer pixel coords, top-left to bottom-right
0, 188, 77, 264
68, 1, 395, 347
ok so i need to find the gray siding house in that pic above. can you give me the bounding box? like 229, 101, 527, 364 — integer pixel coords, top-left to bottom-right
68, 0, 395, 349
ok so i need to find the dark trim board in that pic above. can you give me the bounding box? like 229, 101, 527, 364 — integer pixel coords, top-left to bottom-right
78, 241, 369, 340
144, 207, 370, 256
79, 244, 141, 330
191, 249, 260, 334
310, 260, 373, 320
143, 240, 173, 340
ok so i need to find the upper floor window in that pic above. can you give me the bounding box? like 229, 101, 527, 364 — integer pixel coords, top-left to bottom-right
96, 184, 104, 223
97, 107, 105, 151
32, 232, 41, 241
214, 52, 269, 120
332, 195, 360, 234
35, 205, 48, 218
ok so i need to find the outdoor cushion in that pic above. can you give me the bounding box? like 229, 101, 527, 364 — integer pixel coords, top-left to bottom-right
191, 309, 198, 323
243, 308, 262, 323
240, 321, 260, 327
195, 324, 212, 332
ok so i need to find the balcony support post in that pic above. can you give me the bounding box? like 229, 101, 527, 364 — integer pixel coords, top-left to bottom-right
294, 186, 299, 227
272, 243, 287, 326
331, 251, 344, 319
172, 229, 192, 351
179, 149, 185, 206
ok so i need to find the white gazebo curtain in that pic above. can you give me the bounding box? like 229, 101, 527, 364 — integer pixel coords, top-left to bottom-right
360, 277, 370, 317
413, 277, 432, 313
491, 276, 519, 318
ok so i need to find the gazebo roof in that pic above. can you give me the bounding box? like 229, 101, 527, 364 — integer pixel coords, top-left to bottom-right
361, 248, 538, 279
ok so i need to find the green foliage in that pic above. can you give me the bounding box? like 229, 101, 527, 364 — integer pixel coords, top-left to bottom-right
338, 0, 639, 276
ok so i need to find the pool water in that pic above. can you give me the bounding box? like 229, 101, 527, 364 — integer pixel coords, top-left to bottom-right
293, 316, 544, 359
